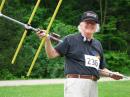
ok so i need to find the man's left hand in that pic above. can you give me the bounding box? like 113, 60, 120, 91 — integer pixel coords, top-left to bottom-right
110, 72, 124, 80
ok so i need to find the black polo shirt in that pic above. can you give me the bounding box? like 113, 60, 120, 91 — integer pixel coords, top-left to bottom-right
55, 33, 106, 78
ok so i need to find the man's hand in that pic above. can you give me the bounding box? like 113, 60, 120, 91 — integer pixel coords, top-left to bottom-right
36, 30, 62, 43
109, 72, 123, 80
36, 30, 60, 59
99, 68, 124, 80
36, 30, 48, 39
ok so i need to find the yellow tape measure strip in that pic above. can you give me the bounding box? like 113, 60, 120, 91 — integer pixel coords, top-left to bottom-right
27, 0, 63, 77
11, 0, 41, 64
0, 0, 6, 12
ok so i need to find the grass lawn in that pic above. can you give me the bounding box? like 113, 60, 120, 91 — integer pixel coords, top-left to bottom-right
0, 81, 130, 97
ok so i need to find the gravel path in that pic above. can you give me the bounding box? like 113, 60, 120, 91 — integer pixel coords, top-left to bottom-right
0, 77, 129, 87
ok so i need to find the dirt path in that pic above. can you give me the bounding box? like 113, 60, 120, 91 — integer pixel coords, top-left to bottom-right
0, 77, 129, 87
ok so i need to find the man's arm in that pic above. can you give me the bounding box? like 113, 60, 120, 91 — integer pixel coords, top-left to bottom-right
99, 68, 112, 77
45, 38, 60, 59
98, 42, 123, 80
37, 30, 60, 59
99, 68, 123, 80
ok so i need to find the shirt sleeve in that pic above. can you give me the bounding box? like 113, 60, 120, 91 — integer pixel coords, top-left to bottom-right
99, 42, 106, 69
54, 36, 70, 57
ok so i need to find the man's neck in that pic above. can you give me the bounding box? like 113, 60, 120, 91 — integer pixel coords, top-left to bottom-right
81, 33, 93, 41
86, 35, 93, 41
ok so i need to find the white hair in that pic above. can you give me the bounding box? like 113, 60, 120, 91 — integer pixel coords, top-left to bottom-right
95, 24, 100, 32
78, 23, 100, 33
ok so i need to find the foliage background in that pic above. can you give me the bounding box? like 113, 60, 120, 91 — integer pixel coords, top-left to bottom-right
0, 0, 130, 79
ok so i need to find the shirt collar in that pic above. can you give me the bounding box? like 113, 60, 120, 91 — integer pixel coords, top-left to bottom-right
80, 33, 93, 43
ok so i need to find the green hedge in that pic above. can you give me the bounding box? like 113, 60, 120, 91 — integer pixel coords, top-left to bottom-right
105, 52, 130, 75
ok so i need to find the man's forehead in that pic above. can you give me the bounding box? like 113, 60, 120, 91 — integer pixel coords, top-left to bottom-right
84, 20, 96, 24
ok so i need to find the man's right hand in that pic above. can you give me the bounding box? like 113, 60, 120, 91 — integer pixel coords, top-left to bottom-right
36, 30, 49, 39
36, 30, 60, 58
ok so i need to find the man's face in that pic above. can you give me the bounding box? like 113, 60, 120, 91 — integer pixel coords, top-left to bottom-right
80, 20, 96, 36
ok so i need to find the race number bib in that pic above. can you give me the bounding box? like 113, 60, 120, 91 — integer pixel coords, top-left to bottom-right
84, 55, 100, 70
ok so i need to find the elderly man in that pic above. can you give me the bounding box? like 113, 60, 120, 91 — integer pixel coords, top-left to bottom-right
37, 11, 123, 97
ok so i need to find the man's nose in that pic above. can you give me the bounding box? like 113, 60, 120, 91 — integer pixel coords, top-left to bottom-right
86, 24, 93, 28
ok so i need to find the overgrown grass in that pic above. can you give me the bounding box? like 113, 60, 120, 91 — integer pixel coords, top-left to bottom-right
0, 81, 130, 97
